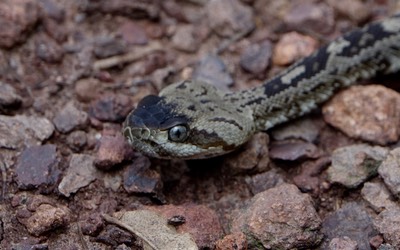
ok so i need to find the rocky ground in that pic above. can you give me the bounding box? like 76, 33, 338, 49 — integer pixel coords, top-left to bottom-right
1, 0, 400, 249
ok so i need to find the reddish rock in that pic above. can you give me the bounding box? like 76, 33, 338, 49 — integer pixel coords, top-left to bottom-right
361, 181, 397, 212
269, 139, 322, 161
245, 169, 285, 195
323, 85, 400, 145
75, 78, 102, 103
328, 237, 358, 250
94, 134, 133, 170
80, 213, 105, 237
232, 184, 322, 249
171, 25, 201, 53
215, 232, 247, 250
240, 40, 272, 75
272, 32, 319, 66
148, 204, 223, 249
271, 117, 325, 143
327, 0, 371, 23
118, 20, 148, 45
373, 207, 400, 248
66, 130, 88, 152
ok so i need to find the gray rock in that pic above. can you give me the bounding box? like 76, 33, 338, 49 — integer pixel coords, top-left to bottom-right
269, 139, 322, 161
374, 207, 400, 248
240, 40, 272, 75
245, 168, 285, 195
361, 181, 397, 212
232, 184, 323, 249
378, 147, 400, 198
327, 144, 389, 188
0, 115, 54, 149
58, 154, 97, 197
270, 117, 324, 142
0, 82, 22, 111
321, 202, 377, 250
206, 0, 254, 37
328, 237, 358, 250
53, 102, 88, 133
172, 25, 201, 53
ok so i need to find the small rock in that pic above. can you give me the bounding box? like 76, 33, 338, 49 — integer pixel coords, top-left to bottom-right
245, 168, 285, 195
269, 139, 321, 161
75, 78, 101, 103
25, 203, 70, 236
118, 20, 148, 45
38, 0, 65, 22
378, 147, 400, 198
35, 37, 64, 63
329, 237, 358, 250
192, 54, 234, 91
370, 235, 384, 249
240, 40, 272, 75
373, 207, 400, 248
123, 156, 162, 195
172, 25, 201, 53
66, 130, 87, 152
89, 94, 133, 122
271, 117, 325, 142
0, 115, 54, 149
224, 132, 270, 173
148, 204, 223, 249
321, 202, 377, 250
94, 37, 127, 59
327, 0, 370, 23
53, 102, 88, 133
206, 0, 254, 37
0, 0, 40, 48
272, 32, 319, 66
215, 232, 247, 250
94, 134, 133, 170
285, 2, 335, 35
58, 154, 97, 197
232, 184, 323, 249
96, 225, 135, 247
323, 85, 400, 145
43, 18, 68, 43
0, 82, 22, 111
80, 213, 104, 237
361, 181, 397, 212
293, 156, 331, 194
327, 144, 389, 188
15, 144, 58, 190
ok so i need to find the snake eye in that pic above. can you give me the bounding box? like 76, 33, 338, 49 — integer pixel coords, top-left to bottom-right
168, 125, 188, 142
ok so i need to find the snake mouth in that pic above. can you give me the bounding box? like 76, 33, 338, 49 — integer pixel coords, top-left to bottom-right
123, 126, 151, 143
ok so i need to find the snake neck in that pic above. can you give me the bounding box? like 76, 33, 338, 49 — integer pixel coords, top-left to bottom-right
224, 14, 400, 132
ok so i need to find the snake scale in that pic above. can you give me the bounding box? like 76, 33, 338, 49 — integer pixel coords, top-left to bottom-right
123, 14, 400, 159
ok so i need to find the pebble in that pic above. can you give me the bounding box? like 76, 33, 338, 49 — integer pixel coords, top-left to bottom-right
323, 85, 400, 145
147, 204, 223, 249
272, 32, 319, 66
215, 232, 247, 250
172, 25, 201, 53
66, 130, 87, 152
361, 181, 397, 213
58, 154, 97, 197
53, 102, 88, 133
80, 213, 104, 237
373, 207, 400, 248
15, 144, 58, 190
224, 133, 270, 173
192, 54, 234, 91
0, 82, 22, 111
327, 144, 389, 188
293, 156, 331, 195
378, 147, 400, 198
35, 37, 64, 63
94, 134, 133, 170
240, 40, 272, 75
270, 117, 324, 142
0, 0, 40, 48
93, 37, 127, 59
231, 184, 323, 249
24, 203, 70, 236
328, 237, 358, 250
38, 0, 65, 22
206, 0, 254, 37
96, 225, 135, 247
284, 2, 335, 35
118, 20, 148, 45
74, 78, 101, 103
269, 139, 322, 161
327, 0, 370, 23
244, 168, 285, 195
89, 94, 133, 122
0, 115, 54, 149
321, 202, 377, 250
123, 156, 162, 195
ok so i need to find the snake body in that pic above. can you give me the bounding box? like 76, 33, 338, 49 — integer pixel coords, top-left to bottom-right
123, 14, 400, 159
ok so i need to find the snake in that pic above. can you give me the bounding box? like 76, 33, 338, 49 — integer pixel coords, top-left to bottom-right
123, 14, 400, 159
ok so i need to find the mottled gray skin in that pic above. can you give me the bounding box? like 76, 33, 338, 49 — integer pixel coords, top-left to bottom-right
124, 14, 400, 159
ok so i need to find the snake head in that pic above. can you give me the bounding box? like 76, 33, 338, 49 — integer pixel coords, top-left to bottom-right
123, 80, 255, 159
